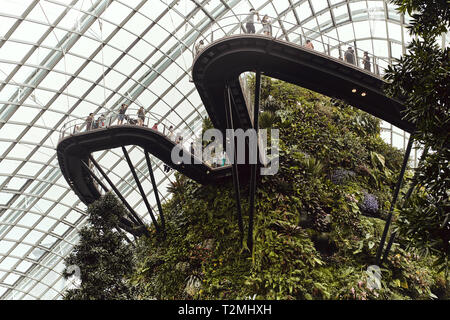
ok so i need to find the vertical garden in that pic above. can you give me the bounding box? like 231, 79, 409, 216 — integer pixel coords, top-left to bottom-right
64, 80, 448, 300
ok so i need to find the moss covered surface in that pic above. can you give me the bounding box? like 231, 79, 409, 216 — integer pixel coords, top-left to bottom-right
129, 79, 448, 300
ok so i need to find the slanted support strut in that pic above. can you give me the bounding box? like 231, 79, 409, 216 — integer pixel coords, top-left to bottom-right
381, 144, 429, 264
248, 69, 261, 251
225, 85, 245, 246
375, 137, 414, 265
144, 150, 166, 238
81, 159, 109, 193
82, 159, 145, 240
88, 155, 150, 237
122, 146, 160, 234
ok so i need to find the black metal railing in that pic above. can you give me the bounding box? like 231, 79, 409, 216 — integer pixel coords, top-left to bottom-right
193, 14, 391, 77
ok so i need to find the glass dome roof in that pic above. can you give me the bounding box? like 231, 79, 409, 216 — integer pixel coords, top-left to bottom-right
0, 0, 443, 300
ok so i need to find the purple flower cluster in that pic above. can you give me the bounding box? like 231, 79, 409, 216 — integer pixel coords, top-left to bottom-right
361, 193, 379, 214
330, 169, 355, 185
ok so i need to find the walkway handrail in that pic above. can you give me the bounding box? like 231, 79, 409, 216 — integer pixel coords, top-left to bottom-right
192, 14, 391, 77
59, 108, 202, 147
58, 109, 234, 168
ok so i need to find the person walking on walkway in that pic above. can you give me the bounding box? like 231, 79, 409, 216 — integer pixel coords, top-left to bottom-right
245, 8, 260, 34
344, 46, 356, 65
168, 125, 174, 141
85, 113, 94, 131
195, 40, 205, 56
97, 114, 106, 128
261, 15, 272, 36
137, 107, 145, 126
220, 150, 226, 166
118, 103, 128, 125
305, 39, 314, 50
363, 51, 371, 72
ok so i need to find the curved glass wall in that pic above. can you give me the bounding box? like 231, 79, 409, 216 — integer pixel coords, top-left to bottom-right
0, 0, 445, 299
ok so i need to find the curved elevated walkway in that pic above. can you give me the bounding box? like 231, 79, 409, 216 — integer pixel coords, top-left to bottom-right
192, 34, 414, 133
57, 34, 413, 236
57, 125, 233, 206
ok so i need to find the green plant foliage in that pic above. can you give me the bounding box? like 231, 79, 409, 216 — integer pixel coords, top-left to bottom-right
63, 193, 135, 300
390, 0, 450, 39
385, 0, 449, 272
259, 111, 278, 129
127, 79, 448, 300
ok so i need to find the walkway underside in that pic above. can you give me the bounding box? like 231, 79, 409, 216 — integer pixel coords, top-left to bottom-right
57, 125, 234, 206
192, 35, 414, 133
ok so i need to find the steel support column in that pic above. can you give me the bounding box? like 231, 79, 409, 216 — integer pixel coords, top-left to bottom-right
247, 70, 261, 251
381, 145, 429, 264
81, 159, 138, 243
375, 137, 414, 265
88, 155, 149, 237
81, 159, 109, 193
225, 85, 245, 246
122, 146, 161, 233
144, 150, 166, 237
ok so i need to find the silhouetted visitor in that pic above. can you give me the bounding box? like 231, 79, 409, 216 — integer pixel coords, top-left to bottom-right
175, 134, 183, 145
190, 142, 195, 155
344, 47, 355, 65
163, 164, 171, 173
168, 125, 174, 141
137, 107, 145, 126
85, 113, 94, 131
92, 118, 99, 130
152, 122, 158, 130
97, 114, 105, 128
245, 8, 260, 34
220, 150, 226, 166
213, 152, 223, 168
363, 51, 371, 72
195, 40, 205, 55
305, 39, 314, 50
261, 15, 272, 36
118, 103, 128, 125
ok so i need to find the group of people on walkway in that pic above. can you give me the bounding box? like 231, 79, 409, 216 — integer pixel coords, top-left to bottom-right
343, 47, 372, 72
84, 112, 106, 131
304, 41, 371, 72
83, 105, 189, 148
244, 8, 374, 73
82, 104, 229, 174
245, 8, 272, 36
195, 8, 375, 74
85, 104, 161, 132
194, 8, 273, 56
117, 104, 148, 126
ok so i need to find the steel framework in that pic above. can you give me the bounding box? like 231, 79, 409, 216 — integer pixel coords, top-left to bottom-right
0, 0, 446, 299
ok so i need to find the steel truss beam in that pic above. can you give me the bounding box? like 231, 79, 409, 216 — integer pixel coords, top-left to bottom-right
144, 150, 166, 238
247, 70, 262, 252
122, 146, 161, 233
225, 85, 245, 246
375, 137, 414, 265
88, 155, 150, 237
80, 159, 136, 244
380, 145, 430, 264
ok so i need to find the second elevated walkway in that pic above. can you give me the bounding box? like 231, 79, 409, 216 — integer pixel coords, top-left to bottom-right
192, 34, 414, 133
